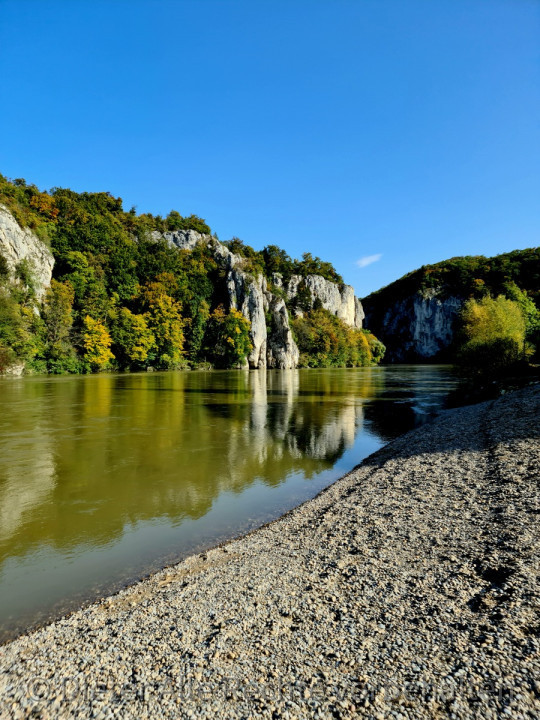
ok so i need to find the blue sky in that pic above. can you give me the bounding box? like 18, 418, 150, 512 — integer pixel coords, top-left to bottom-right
1, 0, 538, 297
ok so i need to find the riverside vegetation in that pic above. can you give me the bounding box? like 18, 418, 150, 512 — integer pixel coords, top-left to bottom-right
0, 175, 383, 374
363, 247, 540, 370
1, 174, 539, 381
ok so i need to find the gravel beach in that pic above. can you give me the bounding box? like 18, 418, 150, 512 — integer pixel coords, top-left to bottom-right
1, 385, 539, 720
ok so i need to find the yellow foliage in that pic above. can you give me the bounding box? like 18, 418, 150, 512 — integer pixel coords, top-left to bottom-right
83, 315, 114, 369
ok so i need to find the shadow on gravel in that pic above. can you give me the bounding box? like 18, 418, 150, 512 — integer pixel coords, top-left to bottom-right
358, 387, 540, 467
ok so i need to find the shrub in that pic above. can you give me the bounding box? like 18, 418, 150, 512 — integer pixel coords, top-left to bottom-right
456, 295, 526, 375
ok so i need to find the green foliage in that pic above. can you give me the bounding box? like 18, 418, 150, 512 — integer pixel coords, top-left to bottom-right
165, 210, 211, 235
292, 308, 384, 368
57, 251, 109, 320
503, 282, 540, 359
293, 252, 343, 284
0, 173, 356, 374
15, 259, 37, 298
109, 306, 155, 369
293, 280, 313, 313
0, 255, 43, 371
206, 305, 253, 368
223, 238, 265, 277
38, 279, 79, 372
185, 299, 210, 365
262, 245, 294, 281
0, 286, 35, 365
456, 295, 526, 375
0, 253, 9, 280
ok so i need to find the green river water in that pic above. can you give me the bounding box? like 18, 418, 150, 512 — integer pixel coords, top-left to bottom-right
0, 366, 456, 642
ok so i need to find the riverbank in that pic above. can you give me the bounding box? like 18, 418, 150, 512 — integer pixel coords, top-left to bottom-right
1, 385, 539, 719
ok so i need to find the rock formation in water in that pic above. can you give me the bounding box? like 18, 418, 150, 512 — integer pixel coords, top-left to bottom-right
0, 205, 54, 300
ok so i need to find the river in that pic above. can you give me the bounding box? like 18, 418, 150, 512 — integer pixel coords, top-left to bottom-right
0, 365, 456, 642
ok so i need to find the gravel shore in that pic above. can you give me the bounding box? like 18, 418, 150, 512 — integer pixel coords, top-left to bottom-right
1, 385, 539, 720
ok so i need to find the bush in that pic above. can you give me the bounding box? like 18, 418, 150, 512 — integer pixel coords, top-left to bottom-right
455, 295, 526, 376
205, 305, 252, 368
292, 308, 384, 367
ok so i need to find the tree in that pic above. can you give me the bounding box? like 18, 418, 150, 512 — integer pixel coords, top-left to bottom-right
109, 306, 155, 368
186, 299, 210, 364
82, 315, 114, 370
42, 279, 75, 358
58, 251, 109, 319
139, 279, 185, 368
294, 280, 313, 313
457, 295, 526, 374
503, 282, 540, 358
291, 308, 384, 368
262, 245, 293, 280
206, 305, 252, 368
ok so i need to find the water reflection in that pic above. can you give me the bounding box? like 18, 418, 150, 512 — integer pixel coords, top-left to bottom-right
0, 366, 455, 640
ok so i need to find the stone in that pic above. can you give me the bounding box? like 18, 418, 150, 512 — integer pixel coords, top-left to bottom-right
266, 298, 299, 370
0, 205, 54, 301
363, 288, 462, 362
285, 275, 363, 329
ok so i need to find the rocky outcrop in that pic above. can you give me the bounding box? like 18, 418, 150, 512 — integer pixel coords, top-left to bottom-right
363, 288, 462, 362
154, 230, 366, 368
278, 274, 364, 328
226, 270, 299, 370
265, 297, 299, 369
0, 205, 54, 300
226, 270, 268, 368
156, 230, 299, 369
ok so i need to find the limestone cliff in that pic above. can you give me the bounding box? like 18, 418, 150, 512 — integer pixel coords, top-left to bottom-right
363, 288, 462, 362
274, 273, 364, 328
152, 229, 366, 368
155, 229, 367, 369
156, 229, 299, 369
0, 205, 54, 300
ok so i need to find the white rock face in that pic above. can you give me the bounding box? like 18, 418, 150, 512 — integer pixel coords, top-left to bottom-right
0, 205, 54, 300
156, 230, 300, 369
227, 270, 268, 368
266, 298, 300, 369
410, 292, 462, 358
152, 228, 205, 252
285, 274, 364, 328
354, 297, 365, 328
364, 289, 463, 361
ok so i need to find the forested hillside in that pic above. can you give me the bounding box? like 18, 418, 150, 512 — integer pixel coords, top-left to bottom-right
362, 250, 540, 364
0, 175, 383, 373
364, 250, 540, 313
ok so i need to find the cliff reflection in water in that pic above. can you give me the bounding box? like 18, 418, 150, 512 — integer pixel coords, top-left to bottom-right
0, 366, 454, 640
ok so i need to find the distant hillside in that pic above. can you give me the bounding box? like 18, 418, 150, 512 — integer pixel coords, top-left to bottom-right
0, 174, 383, 374
362, 249, 540, 362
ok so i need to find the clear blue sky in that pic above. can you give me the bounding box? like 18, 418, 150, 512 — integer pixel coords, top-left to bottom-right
1, 0, 538, 297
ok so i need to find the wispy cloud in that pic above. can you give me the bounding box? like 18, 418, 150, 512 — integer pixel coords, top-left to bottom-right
356, 253, 382, 269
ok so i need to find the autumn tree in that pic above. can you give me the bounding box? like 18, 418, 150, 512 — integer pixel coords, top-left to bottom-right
206, 305, 252, 368
457, 295, 526, 374
139, 278, 185, 368
41, 280, 75, 361
82, 315, 114, 370
109, 306, 155, 369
